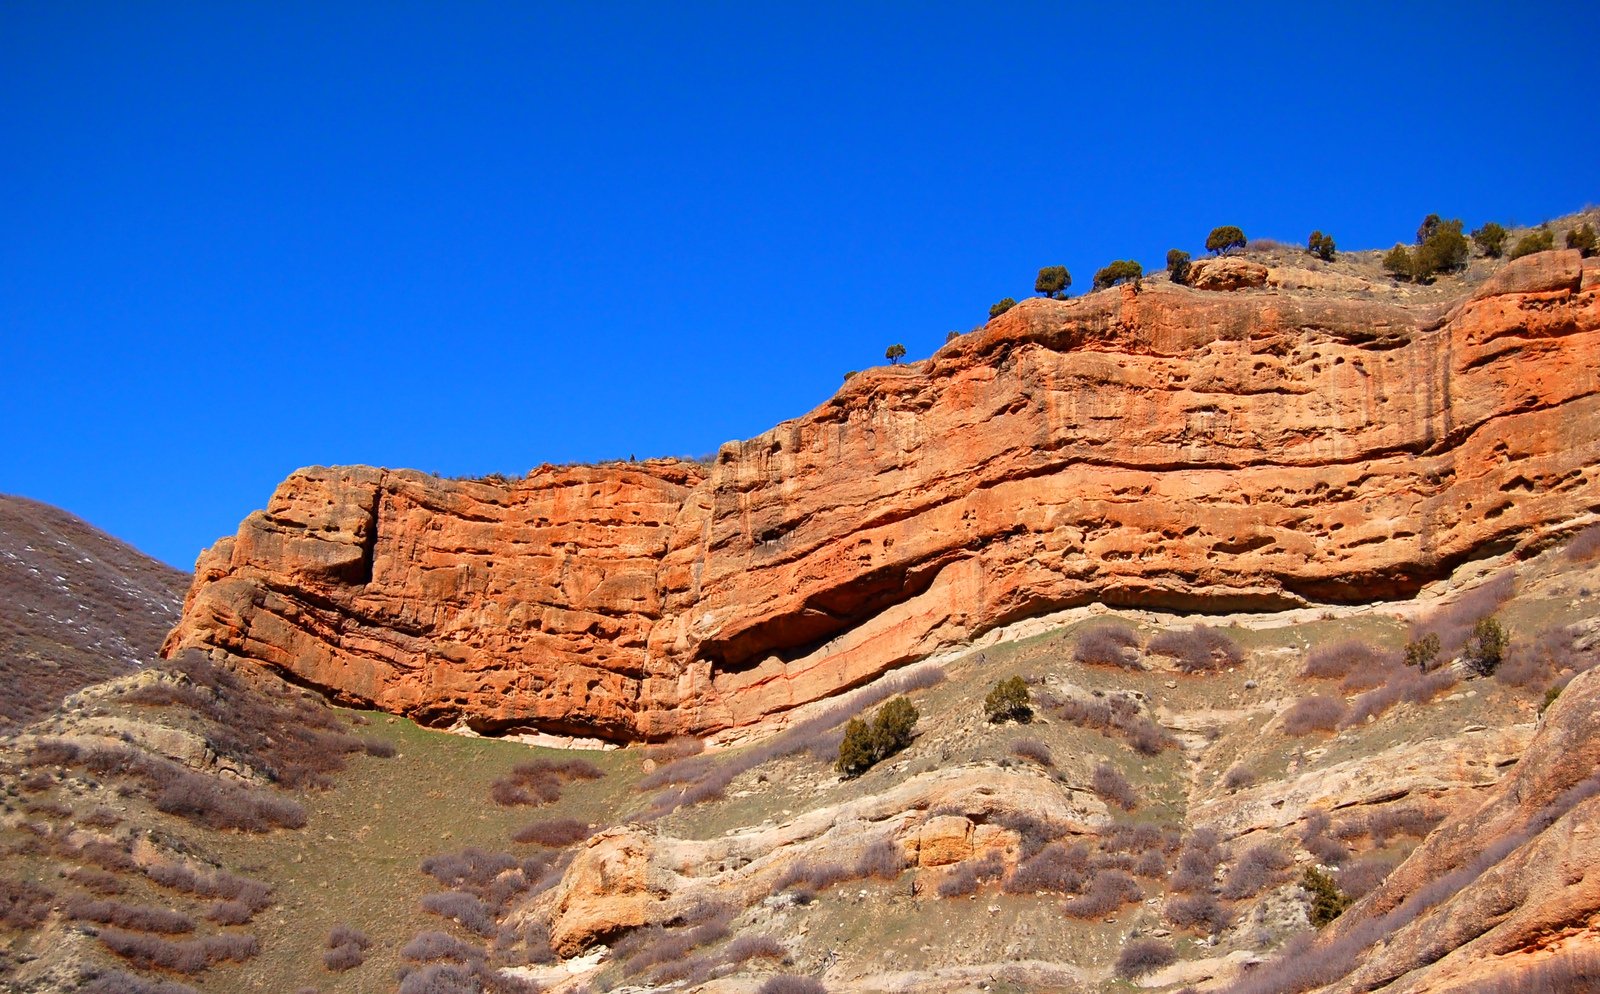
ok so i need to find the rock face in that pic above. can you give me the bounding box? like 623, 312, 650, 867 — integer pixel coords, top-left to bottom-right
164, 251, 1600, 741
1187, 256, 1269, 290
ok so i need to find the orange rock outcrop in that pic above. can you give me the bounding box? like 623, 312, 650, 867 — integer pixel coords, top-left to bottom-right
163, 251, 1600, 741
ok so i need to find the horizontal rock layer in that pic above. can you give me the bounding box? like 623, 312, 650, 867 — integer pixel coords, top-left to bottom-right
164, 251, 1600, 740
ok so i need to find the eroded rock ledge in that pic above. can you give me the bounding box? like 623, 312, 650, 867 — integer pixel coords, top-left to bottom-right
164, 251, 1600, 740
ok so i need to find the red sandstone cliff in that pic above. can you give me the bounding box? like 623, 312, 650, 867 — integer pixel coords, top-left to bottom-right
163, 250, 1600, 741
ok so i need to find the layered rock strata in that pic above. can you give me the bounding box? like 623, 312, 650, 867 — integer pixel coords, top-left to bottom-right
164, 251, 1600, 740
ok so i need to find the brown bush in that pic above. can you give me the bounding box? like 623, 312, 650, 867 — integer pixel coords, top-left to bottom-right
1115, 937, 1177, 979
511, 818, 592, 847
1062, 868, 1141, 918
938, 852, 1005, 897
1301, 640, 1386, 679
322, 942, 365, 972
1004, 842, 1091, 894
1074, 624, 1142, 669
1166, 891, 1232, 934
1149, 625, 1243, 673
1368, 804, 1444, 846
1009, 738, 1053, 766
65, 896, 195, 933
153, 770, 307, 832
1092, 763, 1139, 811
1283, 695, 1347, 735
645, 736, 705, 763
67, 867, 125, 896
1223, 765, 1256, 791
723, 933, 788, 964
145, 861, 272, 914
854, 839, 907, 880
420, 891, 495, 937
81, 970, 201, 994
1497, 626, 1585, 689
97, 928, 259, 973
774, 860, 853, 894
403, 930, 478, 962
1564, 524, 1600, 562
397, 964, 476, 994
489, 757, 604, 807
1169, 830, 1222, 893
1134, 849, 1168, 878
0, 877, 54, 929
1220, 844, 1291, 899
1335, 853, 1397, 899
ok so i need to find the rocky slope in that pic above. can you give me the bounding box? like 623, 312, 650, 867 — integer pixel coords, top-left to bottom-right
164, 249, 1600, 742
0, 495, 188, 728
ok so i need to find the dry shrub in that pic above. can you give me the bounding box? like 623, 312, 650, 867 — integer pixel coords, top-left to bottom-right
1221, 844, 1291, 899
1563, 523, 1600, 561
146, 861, 272, 917
1368, 803, 1444, 846
938, 851, 1005, 897
774, 860, 853, 894
77, 838, 137, 873
397, 964, 475, 994
490, 757, 603, 808
854, 839, 908, 880
81, 970, 201, 994
1135, 849, 1168, 878
1342, 668, 1456, 727
420, 891, 495, 937
1223, 765, 1256, 791
1498, 625, 1588, 689
1301, 640, 1386, 679
1169, 829, 1222, 893
0, 878, 54, 929
511, 818, 592, 847
1050, 693, 1175, 754
323, 943, 365, 972
97, 928, 259, 973
27, 738, 306, 832
1167, 892, 1232, 934
724, 933, 787, 964
759, 976, 827, 994
1409, 572, 1516, 660
1004, 842, 1091, 895
1115, 937, 1177, 979
1283, 695, 1347, 735
78, 806, 122, 828
645, 736, 704, 763
67, 867, 125, 896
153, 768, 308, 831
404, 930, 478, 963
491, 918, 555, 967
1061, 868, 1141, 918
1092, 763, 1139, 811
1335, 854, 1397, 899
1074, 623, 1142, 669
361, 737, 397, 758
1009, 738, 1052, 766
1149, 625, 1244, 673
159, 649, 377, 789
1301, 810, 1351, 867
636, 665, 945, 819
65, 896, 195, 933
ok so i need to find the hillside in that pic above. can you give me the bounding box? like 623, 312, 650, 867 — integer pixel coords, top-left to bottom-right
0, 495, 189, 729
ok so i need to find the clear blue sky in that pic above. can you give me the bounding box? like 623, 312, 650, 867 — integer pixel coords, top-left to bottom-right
3, 3, 1596, 570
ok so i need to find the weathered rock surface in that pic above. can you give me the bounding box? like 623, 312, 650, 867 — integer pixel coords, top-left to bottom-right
1188, 256, 1269, 290
164, 251, 1600, 740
